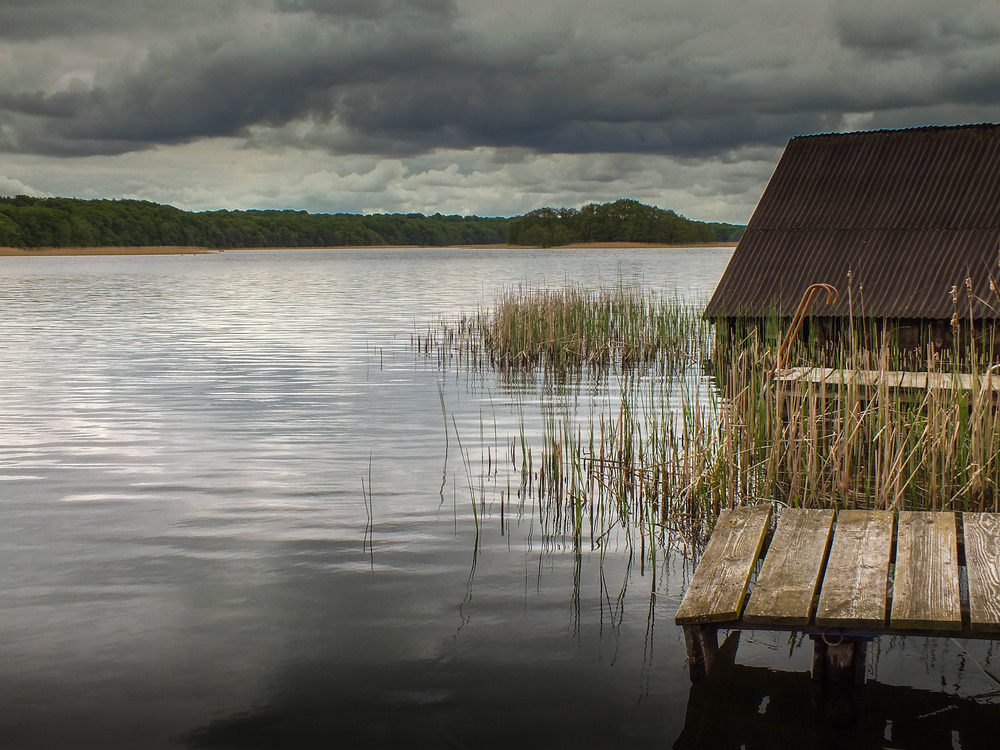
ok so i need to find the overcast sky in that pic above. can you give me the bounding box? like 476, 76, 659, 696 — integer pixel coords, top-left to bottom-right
0, 0, 997, 223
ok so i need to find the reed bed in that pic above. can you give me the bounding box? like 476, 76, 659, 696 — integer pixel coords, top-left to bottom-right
413, 283, 711, 379
418, 284, 1000, 551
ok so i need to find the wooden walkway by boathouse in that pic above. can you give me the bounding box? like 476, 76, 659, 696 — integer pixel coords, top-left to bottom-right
774, 366, 1000, 401
675, 505, 1000, 684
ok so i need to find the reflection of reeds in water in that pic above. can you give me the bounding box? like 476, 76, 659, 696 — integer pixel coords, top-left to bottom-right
418, 284, 1000, 554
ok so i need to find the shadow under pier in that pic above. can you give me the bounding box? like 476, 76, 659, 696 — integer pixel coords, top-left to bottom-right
675, 633, 1000, 750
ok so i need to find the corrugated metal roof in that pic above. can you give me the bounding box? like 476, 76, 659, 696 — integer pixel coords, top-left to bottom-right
705, 124, 1000, 320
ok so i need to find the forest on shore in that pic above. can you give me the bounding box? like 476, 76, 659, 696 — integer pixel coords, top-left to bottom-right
0, 195, 744, 249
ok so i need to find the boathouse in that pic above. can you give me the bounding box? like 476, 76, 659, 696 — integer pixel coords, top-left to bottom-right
704, 123, 1000, 352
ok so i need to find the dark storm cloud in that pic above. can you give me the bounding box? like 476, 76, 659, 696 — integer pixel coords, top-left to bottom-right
0, 0, 465, 155
276, 0, 457, 19
2, 30, 795, 157
0, 0, 997, 162
833, 0, 998, 60
0, 0, 220, 39
0, 0, 125, 39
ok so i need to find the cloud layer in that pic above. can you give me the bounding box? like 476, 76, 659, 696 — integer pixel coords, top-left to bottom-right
0, 0, 997, 222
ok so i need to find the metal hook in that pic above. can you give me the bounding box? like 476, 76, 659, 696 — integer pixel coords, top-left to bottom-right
774, 283, 840, 372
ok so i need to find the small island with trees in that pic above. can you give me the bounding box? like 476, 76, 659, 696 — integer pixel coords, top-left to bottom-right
506, 199, 743, 246
0, 195, 743, 251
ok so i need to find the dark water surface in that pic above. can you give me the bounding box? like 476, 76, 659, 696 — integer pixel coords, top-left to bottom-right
0, 247, 997, 749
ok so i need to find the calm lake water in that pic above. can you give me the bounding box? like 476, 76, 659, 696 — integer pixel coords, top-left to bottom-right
0, 246, 998, 749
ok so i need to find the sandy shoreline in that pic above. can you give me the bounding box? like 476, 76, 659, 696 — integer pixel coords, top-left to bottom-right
0, 241, 737, 257
0, 245, 219, 257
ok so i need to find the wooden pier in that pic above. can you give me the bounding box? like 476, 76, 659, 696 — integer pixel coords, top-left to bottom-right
775, 366, 1000, 400
675, 505, 1000, 684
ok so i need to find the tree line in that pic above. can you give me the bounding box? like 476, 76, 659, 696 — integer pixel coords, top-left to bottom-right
0, 195, 743, 249
0, 196, 509, 249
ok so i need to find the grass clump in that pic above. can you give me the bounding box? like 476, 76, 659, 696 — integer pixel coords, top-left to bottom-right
415, 283, 710, 380
484, 285, 709, 375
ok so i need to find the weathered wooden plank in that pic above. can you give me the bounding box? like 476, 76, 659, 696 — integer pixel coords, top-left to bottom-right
814, 510, 893, 628
777, 369, 1000, 398
891, 511, 962, 630
963, 513, 1000, 632
839, 370, 858, 385
675, 505, 772, 625
743, 509, 835, 626
882, 370, 905, 389
815, 368, 839, 385
775, 367, 805, 382
936, 373, 969, 392
775, 367, 816, 385
897, 371, 927, 390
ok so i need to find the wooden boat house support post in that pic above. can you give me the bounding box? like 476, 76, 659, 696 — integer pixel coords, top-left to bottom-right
682, 624, 719, 683
809, 634, 869, 684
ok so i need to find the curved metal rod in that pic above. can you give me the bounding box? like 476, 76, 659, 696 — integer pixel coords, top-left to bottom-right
774, 283, 839, 372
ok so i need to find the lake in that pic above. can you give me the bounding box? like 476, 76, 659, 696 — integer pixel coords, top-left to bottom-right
0, 246, 997, 749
